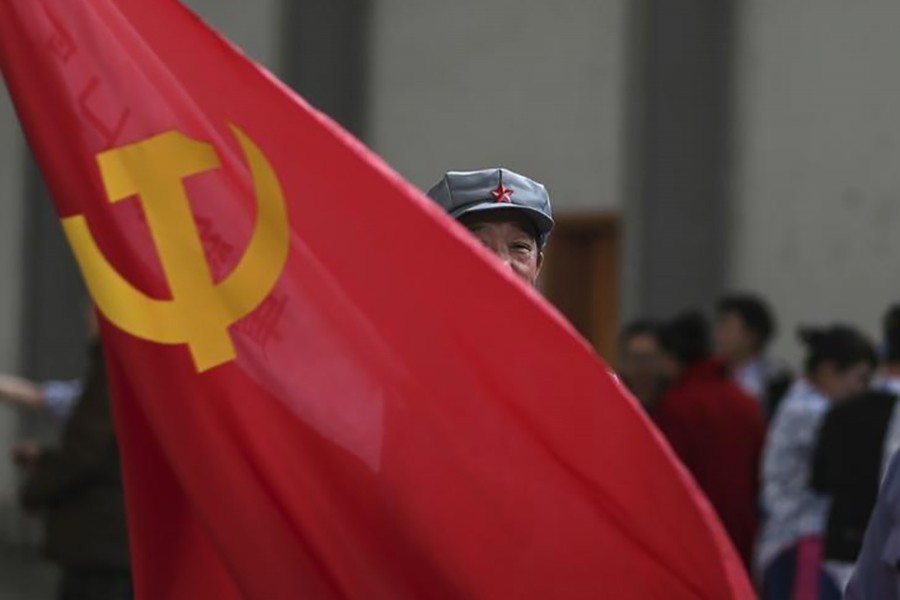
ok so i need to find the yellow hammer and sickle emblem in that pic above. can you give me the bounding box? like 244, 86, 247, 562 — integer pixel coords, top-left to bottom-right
61, 124, 290, 373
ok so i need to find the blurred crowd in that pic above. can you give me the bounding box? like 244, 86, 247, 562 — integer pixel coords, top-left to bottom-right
619, 294, 900, 598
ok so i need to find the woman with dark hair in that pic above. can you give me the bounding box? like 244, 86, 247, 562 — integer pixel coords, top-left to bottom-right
757, 325, 877, 599
810, 305, 900, 591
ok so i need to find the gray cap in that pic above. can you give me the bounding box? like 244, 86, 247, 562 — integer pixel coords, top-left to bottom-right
426, 168, 554, 247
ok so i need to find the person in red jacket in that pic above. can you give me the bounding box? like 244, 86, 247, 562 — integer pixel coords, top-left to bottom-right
653, 311, 766, 570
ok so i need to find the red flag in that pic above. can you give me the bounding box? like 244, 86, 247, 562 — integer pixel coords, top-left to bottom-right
0, 1, 753, 598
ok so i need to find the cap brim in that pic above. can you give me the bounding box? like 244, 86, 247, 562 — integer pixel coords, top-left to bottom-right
450, 202, 554, 237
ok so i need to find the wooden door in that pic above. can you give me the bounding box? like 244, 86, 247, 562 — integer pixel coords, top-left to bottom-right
539, 214, 620, 361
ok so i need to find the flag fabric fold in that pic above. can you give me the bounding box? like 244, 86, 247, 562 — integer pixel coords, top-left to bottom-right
0, 0, 753, 598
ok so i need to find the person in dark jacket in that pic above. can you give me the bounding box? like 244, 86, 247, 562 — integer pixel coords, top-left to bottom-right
811, 305, 900, 588
12, 341, 130, 600
653, 311, 766, 570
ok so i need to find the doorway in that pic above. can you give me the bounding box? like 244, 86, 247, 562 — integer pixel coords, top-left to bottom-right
540, 214, 620, 362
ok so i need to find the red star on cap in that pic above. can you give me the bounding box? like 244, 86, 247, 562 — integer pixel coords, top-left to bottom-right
491, 182, 514, 204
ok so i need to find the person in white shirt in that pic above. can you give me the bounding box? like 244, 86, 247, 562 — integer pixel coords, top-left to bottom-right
757, 325, 877, 599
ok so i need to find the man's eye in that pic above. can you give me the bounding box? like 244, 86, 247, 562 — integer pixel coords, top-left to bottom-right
512, 243, 533, 253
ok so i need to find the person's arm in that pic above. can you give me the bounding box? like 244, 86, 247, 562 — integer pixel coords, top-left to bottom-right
0, 374, 44, 408
0, 375, 82, 421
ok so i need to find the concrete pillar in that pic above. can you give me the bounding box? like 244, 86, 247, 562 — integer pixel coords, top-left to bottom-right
624, 0, 737, 319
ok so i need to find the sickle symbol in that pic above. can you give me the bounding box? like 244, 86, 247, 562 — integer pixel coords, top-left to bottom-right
61, 124, 290, 373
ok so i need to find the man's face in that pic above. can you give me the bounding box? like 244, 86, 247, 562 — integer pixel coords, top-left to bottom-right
714, 312, 758, 366
460, 212, 543, 287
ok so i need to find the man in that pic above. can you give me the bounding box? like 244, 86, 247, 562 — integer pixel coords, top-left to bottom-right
617, 320, 666, 412
811, 304, 900, 589
714, 293, 792, 418
13, 340, 131, 600
426, 168, 553, 288
653, 311, 765, 569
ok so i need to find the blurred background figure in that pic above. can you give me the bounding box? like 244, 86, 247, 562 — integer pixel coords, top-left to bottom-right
757, 325, 877, 599
811, 305, 900, 589
844, 450, 900, 600
9, 311, 130, 600
714, 293, 793, 420
0, 376, 82, 423
617, 319, 665, 412
652, 312, 764, 570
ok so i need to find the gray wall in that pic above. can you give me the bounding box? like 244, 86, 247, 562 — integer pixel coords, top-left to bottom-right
0, 61, 61, 600
280, 0, 370, 137
0, 84, 24, 420
730, 0, 900, 361
183, 0, 284, 72
0, 68, 31, 564
368, 0, 629, 212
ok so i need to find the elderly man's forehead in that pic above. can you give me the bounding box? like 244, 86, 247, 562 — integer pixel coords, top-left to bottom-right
459, 211, 540, 239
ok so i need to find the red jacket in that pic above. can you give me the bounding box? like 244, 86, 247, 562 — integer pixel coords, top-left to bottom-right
654, 359, 765, 568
